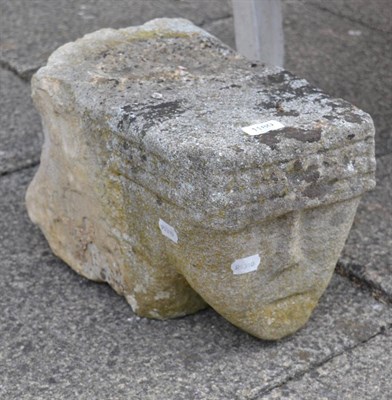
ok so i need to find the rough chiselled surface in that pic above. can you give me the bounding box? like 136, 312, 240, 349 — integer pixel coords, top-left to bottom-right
26, 19, 376, 340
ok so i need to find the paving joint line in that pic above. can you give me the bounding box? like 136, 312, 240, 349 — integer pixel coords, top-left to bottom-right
335, 261, 392, 305
0, 59, 38, 82
199, 13, 233, 28
254, 322, 392, 398
308, 3, 392, 35
0, 161, 40, 179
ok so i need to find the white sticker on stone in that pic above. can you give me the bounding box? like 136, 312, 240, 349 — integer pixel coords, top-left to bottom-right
159, 219, 178, 243
231, 254, 260, 275
241, 120, 285, 136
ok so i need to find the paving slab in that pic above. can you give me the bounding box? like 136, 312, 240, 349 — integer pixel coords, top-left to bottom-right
262, 327, 392, 400
339, 153, 392, 300
283, 0, 392, 157
0, 0, 231, 78
0, 68, 42, 175
308, 0, 392, 34
1, 168, 391, 400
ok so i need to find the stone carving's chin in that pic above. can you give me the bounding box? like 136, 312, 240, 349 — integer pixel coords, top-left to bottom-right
221, 292, 319, 341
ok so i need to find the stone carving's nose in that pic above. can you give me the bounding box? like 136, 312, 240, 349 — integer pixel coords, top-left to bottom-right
277, 210, 303, 268
25, 19, 376, 340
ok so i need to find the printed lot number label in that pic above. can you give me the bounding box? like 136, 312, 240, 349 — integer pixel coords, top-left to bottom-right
242, 120, 285, 136
231, 254, 260, 275
159, 219, 178, 243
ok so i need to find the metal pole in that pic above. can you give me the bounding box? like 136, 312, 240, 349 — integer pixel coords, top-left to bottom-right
232, 0, 284, 67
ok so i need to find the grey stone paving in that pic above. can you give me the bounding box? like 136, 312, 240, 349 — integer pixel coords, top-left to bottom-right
308, 0, 392, 33
283, 0, 392, 157
0, 69, 42, 175
1, 169, 391, 400
0, 0, 231, 78
1, 0, 391, 398
263, 327, 392, 400
339, 153, 392, 300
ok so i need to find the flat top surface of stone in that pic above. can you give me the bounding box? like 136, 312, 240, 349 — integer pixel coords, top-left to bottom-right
37, 18, 374, 172
1, 168, 391, 400
0, 69, 41, 174
264, 328, 392, 400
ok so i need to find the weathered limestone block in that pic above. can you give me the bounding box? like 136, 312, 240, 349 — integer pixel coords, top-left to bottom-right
26, 19, 376, 340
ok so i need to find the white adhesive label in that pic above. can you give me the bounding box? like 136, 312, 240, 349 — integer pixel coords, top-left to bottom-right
241, 120, 285, 136
231, 254, 260, 275
159, 219, 178, 243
